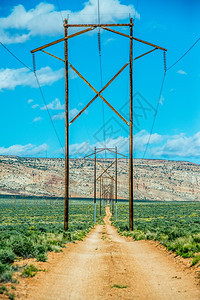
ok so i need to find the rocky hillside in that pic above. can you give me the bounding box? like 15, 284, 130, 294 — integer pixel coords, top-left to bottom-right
0, 155, 200, 201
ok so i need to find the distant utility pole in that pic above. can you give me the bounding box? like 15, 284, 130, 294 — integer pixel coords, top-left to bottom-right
94, 147, 97, 223
31, 18, 167, 231
85, 147, 126, 222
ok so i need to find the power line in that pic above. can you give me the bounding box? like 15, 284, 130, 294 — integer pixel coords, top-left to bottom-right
167, 37, 200, 71
142, 52, 167, 159
33, 68, 65, 154
0, 42, 32, 71
143, 72, 166, 158
0, 41, 64, 154
55, 0, 64, 22
133, 0, 140, 23
97, 0, 106, 147
142, 37, 200, 157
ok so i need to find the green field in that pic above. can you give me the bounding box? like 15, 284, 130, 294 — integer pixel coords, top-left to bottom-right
1, 198, 200, 285
113, 201, 200, 265
0, 197, 103, 283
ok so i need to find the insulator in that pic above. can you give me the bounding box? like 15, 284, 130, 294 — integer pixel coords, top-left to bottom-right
98, 31, 101, 55
164, 51, 167, 73
33, 53, 36, 73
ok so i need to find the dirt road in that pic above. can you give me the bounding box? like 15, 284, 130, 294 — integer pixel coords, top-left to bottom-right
20, 206, 199, 300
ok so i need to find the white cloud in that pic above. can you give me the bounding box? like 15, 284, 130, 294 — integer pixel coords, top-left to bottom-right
28, 99, 34, 104
52, 108, 79, 120
32, 104, 39, 109
98, 136, 129, 153
134, 130, 163, 151
69, 136, 128, 157
59, 130, 200, 160
69, 130, 162, 157
159, 95, 164, 105
70, 108, 79, 119
150, 132, 200, 158
0, 28, 30, 44
33, 117, 42, 122
69, 68, 78, 80
0, 143, 48, 156
103, 38, 115, 45
41, 98, 64, 111
0, 66, 64, 91
177, 70, 187, 75
35, 67, 64, 86
0, 1, 139, 44
52, 112, 65, 120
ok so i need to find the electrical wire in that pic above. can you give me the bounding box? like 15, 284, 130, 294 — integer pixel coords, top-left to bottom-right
0, 41, 64, 154
167, 37, 200, 71
142, 36, 200, 158
55, 0, 64, 23
133, 0, 140, 24
67, 14, 91, 157
0, 42, 32, 71
33, 68, 65, 154
97, 0, 106, 149
32, 56, 64, 154
142, 70, 166, 159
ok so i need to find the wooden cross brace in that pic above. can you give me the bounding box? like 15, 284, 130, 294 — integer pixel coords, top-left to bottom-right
97, 161, 115, 181
102, 183, 113, 197
69, 62, 129, 126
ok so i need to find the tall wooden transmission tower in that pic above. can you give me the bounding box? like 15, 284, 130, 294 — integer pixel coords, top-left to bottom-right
31, 18, 167, 231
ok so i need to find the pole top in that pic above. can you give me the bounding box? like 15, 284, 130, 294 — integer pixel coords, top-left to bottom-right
64, 19, 68, 26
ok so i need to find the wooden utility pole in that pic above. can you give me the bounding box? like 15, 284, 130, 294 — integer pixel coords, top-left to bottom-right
64, 19, 69, 231
100, 176, 102, 215
115, 146, 117, 221
94, 147, 97, 222
129, 18, 134, 231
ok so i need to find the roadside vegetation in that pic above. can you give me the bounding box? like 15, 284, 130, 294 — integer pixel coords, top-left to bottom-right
112, 201, 200, 266
0, 198, 102, 285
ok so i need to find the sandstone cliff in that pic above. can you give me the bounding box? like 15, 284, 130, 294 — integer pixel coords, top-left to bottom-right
0, 155, 199, 201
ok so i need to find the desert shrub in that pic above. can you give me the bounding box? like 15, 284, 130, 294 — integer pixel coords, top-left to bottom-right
120, 231, 133, 237
114, 221, 129, 232
10, 235, 35, 258
0, 249, 16, 264
7, 293, 15, 300
34, 244, 47, 256
21, 265, 38, 278
167, 227, 186, 240
193, 233, 200, 243
0, 262, 7, 275
0, 267, 13, 282
48, 245, 62, 252
132, 230, 145, 241
0, 285, 8, 294
36, 253, 48, 262
191, 255, 200, 266
156, 233, 168, 244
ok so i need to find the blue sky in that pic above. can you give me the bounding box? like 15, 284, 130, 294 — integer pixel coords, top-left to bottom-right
0, 0, 200, 162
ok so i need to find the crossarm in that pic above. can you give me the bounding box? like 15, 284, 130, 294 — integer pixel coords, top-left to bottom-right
101, 27, 167, 51
31, 27, 95, 53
